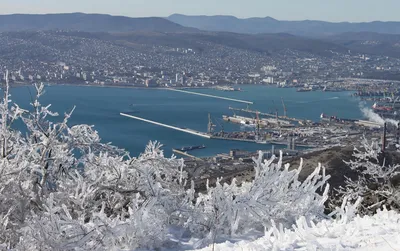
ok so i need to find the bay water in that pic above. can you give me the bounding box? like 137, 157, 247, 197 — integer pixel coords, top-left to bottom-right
9, 85, 364, 157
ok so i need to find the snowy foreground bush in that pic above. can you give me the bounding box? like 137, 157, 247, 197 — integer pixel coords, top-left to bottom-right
0, 77, 400, 250
336, 138, 400, 215
194, 206, 400, 251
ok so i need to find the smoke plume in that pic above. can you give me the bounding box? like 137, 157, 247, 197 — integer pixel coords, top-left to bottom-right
360, 104, 399, 127
361, 107, 385, 125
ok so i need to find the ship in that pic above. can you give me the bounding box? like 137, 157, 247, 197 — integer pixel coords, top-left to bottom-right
297, 87, 312, 92
320, 113, 336, 122
212, 86, 241, 91
320, 113, 356, 123
323, 87, 346, 92
223, 115, 294, 127
371, 103, 399, 119
178, 145, 206, 152
372, 103, 393, 112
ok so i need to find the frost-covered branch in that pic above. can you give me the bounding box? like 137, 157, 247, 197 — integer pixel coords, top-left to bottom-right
187, 151, 330, 248
336, 137, 400, 214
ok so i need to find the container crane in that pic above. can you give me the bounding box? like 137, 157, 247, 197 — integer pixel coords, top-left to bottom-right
272, 100, 279, 126
281, 97, 287, 118
255, 111, 261, 141
214, 117, 225, 135
207, 113, 216, 134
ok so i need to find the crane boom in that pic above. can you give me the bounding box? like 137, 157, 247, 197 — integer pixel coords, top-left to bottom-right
207, 113, 216, 133
255, 111, 261, 140
281, 97, 287, 117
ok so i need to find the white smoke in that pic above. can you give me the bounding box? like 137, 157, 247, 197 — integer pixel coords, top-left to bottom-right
385, 118, 399, 127
360, 103, 399, 127
361, 107, 385, 125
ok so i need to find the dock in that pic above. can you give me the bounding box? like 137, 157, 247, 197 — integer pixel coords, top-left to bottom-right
120, 113, 211, 138
211, 136, 315, 148
165, 88, 253, 104
222, 115, 295, 127
211, 136, 267, 144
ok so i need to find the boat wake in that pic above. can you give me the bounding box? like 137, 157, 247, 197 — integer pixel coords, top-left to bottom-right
294, 97, 341, 104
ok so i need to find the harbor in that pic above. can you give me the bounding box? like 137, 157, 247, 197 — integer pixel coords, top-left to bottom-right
22, 83, 393, 159
10, 84, 398, 186
120, 86, 394, 164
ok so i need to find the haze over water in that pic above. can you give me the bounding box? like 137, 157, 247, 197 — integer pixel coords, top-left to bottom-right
10, 85, 364, 157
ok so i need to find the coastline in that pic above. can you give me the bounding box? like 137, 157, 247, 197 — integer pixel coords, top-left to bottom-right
9, 81, 268, 91
8, 81, 360, 94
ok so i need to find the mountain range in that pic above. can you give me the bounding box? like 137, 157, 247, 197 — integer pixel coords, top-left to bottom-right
1, 13, 400, 58
0, 13, 195, 33
167, 14, 400, 36
1, 13, 400, 37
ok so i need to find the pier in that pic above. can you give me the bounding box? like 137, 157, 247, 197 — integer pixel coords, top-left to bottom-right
120, 113, 211, 138
165, 88, 253, 104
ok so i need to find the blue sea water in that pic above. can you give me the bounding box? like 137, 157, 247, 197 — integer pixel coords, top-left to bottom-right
9, 85, 364, 157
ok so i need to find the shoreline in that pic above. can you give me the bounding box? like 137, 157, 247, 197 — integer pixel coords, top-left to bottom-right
9, 82, 277, 91
8, 82, 359, 94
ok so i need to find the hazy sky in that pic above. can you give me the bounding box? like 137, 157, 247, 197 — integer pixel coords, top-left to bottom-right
1, 0, 399, 22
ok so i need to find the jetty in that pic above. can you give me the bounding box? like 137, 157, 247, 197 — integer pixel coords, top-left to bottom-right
120, 113, 211, 138
120, 113, 316, 148
165, 88, 253, 104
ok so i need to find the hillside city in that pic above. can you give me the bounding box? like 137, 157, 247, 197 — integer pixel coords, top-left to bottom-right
1, 31, 400, 90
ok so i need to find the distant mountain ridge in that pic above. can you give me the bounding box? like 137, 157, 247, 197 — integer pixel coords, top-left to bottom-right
323, 32, 400, 58
0, 13, 196, 33
167, 14, 400, 36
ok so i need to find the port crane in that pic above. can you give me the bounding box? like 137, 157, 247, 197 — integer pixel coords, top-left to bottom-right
281, 97, 287, 118
207, 113, 216, 134
255, 111, 261, 141
213, 117, 225, 134
272, 100, 280, 127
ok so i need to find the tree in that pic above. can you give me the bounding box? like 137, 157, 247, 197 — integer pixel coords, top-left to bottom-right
336, 138, 400, 215
0, 78, 190, 249
187, 152, 330, 249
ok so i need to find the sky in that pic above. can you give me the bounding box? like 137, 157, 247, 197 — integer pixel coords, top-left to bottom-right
1, 0, 399, 22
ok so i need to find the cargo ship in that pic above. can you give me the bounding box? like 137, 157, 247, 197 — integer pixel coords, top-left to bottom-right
320, 113, 356, 123
371, 103, 399, 119
212, 86, 241, 91
178, 145, 206, 152
223, 115, 294, 127
372, 103, 393, 112
297, 87, 312, 92
323, 87, 346, 92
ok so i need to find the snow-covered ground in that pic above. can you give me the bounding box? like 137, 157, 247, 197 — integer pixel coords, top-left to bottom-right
193, 208, 400, 251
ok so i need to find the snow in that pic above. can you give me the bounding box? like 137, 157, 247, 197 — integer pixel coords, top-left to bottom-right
193, 208, 400, 251
1, 77, 400, 251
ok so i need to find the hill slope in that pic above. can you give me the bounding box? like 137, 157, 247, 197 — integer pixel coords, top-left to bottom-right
100, 31, 347, 56
324, 32, 400, 58
0, 13, 195, 33
168, 14, 400, 36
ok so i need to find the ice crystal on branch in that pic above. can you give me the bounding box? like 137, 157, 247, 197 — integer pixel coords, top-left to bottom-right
187, 151, 330, 248
337, 137, 400, 214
